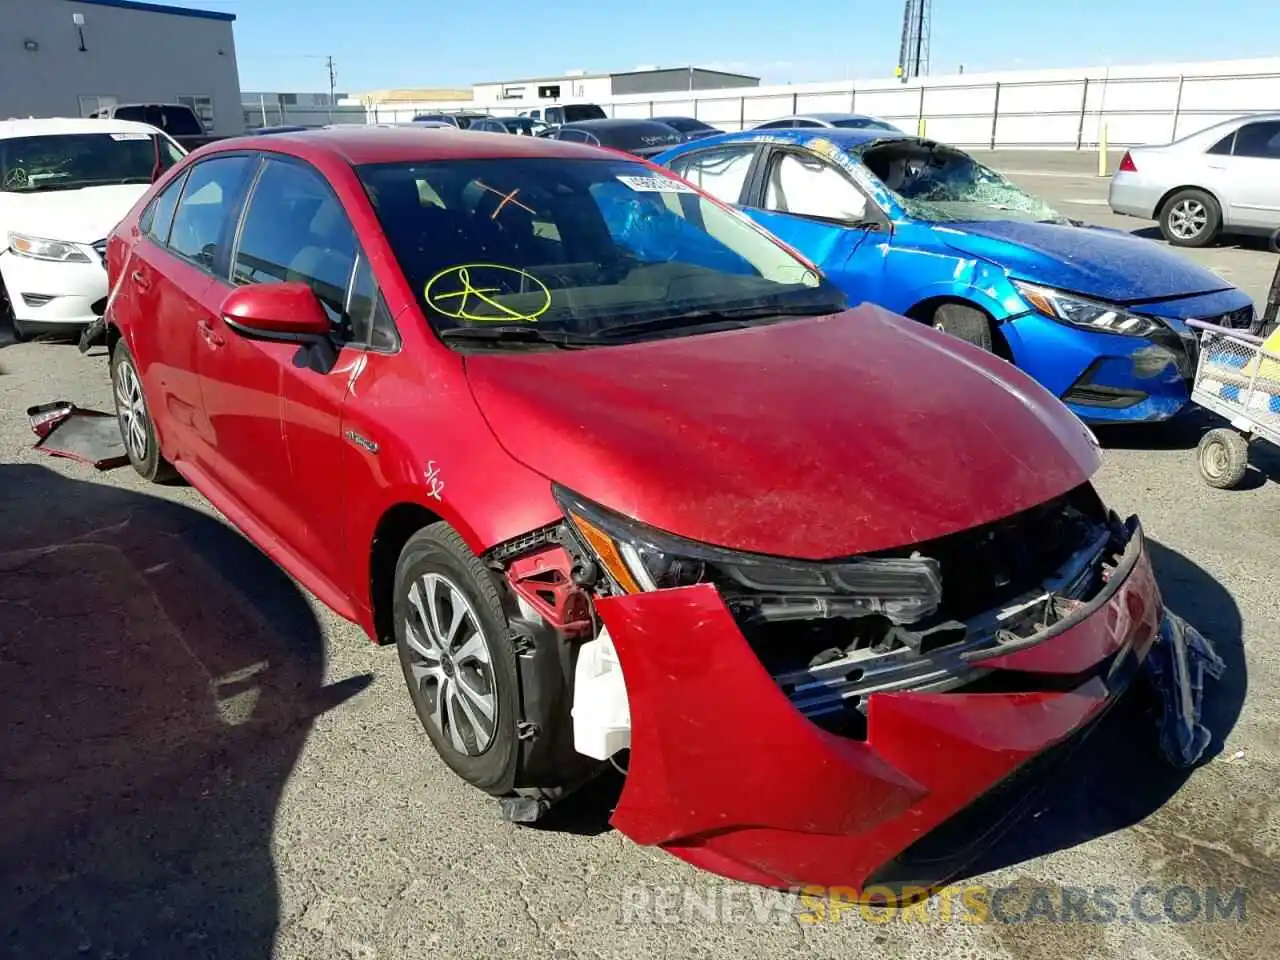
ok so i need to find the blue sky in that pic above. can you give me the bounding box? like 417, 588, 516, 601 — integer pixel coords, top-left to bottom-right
174, 0, 1280, 93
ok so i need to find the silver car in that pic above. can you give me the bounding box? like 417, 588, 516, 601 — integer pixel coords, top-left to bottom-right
752, 112, 903, 133
1108, 113, 1280, 247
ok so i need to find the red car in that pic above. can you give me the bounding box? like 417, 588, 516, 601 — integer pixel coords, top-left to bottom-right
104, 128, 1163, 893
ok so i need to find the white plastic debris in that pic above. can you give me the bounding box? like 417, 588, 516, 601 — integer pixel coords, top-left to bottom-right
1145, 612, 1226, 767
572, 626, 631, 761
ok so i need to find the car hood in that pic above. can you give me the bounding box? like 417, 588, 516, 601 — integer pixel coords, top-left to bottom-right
935, 220, 1234, 303
464, 305, 1100, 560
0, 184, 149, 244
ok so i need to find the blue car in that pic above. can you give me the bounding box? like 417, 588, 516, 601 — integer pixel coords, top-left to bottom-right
653, 128, 1257, 423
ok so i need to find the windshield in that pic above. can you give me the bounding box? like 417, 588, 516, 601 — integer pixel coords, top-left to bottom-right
358, 157, 846, 346
500, 118, 537, 135
860, 142, 1061, 223
0, 133, 185, 193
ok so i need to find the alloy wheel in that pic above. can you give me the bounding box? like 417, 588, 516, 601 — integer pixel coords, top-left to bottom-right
115, 359, 149, 462
1168, 199, 1208, 241
402, 572, 498, 756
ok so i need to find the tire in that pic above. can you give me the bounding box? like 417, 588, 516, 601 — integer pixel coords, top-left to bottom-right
1159, 188, 1221, 248
110, 340, 176, 482
394, 523, 521, 795
1197, 428, 1249, 489
932, 303, 993, 352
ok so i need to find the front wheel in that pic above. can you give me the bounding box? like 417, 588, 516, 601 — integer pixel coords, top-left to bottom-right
1197, 428, 1249, 489
931, 303, 994, 352
394, 523, 522, 795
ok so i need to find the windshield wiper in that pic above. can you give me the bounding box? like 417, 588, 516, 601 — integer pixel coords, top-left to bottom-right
586, 303, 839, 341
439, 325, 593, 349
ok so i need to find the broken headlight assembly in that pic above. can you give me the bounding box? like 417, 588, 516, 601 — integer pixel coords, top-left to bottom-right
1014, 280, 1163, 339
552, 485, 943, 624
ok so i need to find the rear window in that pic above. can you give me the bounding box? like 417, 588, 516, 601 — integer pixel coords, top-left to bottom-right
357, 157, 844, 344
564, 104, 607, 122
0, 133, 184, 193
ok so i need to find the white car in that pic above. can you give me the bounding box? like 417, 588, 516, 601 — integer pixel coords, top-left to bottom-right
0, 117, 185, 340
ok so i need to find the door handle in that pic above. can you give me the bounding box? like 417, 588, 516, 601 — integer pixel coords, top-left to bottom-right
197, 319, 225, 348
130, 270, 150, 291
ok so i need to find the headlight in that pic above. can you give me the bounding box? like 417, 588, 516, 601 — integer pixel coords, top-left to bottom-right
1014, 280, 1162, 338
8, 232, 91, 263
554, 486, 942, 624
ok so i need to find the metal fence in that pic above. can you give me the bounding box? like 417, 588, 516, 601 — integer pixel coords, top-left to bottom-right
365, 64, 1280, 149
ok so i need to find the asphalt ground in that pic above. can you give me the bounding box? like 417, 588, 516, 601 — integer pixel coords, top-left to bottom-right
0, 160, 1277, 960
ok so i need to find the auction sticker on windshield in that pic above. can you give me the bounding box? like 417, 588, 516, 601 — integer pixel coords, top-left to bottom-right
109, 133, 151, 141
617, 174, 695, 193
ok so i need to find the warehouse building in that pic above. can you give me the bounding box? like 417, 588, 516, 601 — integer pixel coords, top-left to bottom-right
472, 67, 760, 108
0, 0, 243, 135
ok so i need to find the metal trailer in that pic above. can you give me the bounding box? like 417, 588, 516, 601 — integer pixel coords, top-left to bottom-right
1187, 317, 1280, 488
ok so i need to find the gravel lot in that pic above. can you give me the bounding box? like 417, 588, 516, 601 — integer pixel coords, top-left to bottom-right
1, 158, 1277, 960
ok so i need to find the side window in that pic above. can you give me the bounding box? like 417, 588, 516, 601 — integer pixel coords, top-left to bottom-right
168, 155, 251, 269
346, 254, 399, 351
232, 158, 358, 336
1208, 132, 1235, 156
794, 119, 823, 128
546, 107, 564, 125
558, 129, 588, 143
666, 144, 756, 204
754, 119, 791, 130
764, 151, 868, 221
141, 169, 189, 244
529, 109, 541, 120
1233, 121, 1280, 159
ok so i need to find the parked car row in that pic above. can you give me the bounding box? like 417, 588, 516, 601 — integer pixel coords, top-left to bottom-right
94, 124, 1191, 896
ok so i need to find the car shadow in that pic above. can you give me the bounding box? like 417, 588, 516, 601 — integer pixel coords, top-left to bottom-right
0, 463, 372, 959
1129, 225, 1277, 253
961, 536, 1246, 878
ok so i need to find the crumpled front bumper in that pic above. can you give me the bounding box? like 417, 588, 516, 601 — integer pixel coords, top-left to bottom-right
596, 521, 1162, 892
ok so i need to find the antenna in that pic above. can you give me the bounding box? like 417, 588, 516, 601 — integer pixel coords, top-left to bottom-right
897, 0, 932, 82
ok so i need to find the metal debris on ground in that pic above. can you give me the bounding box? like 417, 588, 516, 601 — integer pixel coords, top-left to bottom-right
1145, 612, 1226, 767
27, 401, 128, 470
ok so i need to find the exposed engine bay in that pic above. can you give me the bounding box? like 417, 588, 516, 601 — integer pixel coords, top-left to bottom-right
487, 482, 1131, 760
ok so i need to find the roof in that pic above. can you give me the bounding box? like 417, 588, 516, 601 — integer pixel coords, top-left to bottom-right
0, 116, 164, 139
725, 127, 905, 149
63, 0, 235, 22
210, 126, 620, 165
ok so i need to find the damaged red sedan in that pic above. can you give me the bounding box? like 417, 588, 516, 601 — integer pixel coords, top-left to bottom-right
104, 128, 1166, 893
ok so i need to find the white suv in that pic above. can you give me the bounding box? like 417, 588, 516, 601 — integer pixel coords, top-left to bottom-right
0, 117, 185, 339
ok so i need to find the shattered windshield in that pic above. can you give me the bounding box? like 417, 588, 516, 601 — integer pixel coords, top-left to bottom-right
861, 142, 1062, 224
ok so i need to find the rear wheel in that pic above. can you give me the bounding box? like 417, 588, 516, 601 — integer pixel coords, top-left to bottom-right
931, 303, 994, 352
394, 523, 521, 794
1159, 189, 1221, 248
1197, 428, 1249, 489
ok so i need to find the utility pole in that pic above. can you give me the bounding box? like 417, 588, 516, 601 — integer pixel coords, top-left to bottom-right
325, 55, 336, 123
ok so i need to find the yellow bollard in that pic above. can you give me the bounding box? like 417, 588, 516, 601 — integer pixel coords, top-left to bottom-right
918, 117, 927, 137
1098, 124, 1108, 177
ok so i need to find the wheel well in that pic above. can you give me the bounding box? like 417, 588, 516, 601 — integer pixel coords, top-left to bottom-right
105, 323, 123, 355
369, 502, 442, 645
905, 296, 1012, 362
1155, 184, 1220, 218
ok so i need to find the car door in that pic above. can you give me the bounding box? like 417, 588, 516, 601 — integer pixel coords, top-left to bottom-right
742, 145, 887, 303
210, 155, 366, 591
1222, 120, 1280, 227
663, 142, 762, 206
129, 156, 254, 465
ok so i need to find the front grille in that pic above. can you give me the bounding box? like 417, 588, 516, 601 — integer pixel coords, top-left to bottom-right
91, 239, 107, 261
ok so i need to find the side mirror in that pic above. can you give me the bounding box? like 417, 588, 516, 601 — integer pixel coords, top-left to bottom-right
220, 282, 332, 342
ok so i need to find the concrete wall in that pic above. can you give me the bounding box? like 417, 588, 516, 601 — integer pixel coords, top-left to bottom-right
369, 56, 1280, 149
0, 0, 243, 135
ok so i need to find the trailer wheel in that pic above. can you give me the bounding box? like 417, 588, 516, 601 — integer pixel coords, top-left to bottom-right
1197, 428, 1249, 489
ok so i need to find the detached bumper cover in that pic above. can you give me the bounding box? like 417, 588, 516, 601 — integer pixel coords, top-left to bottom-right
597, 522, 1163, 891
